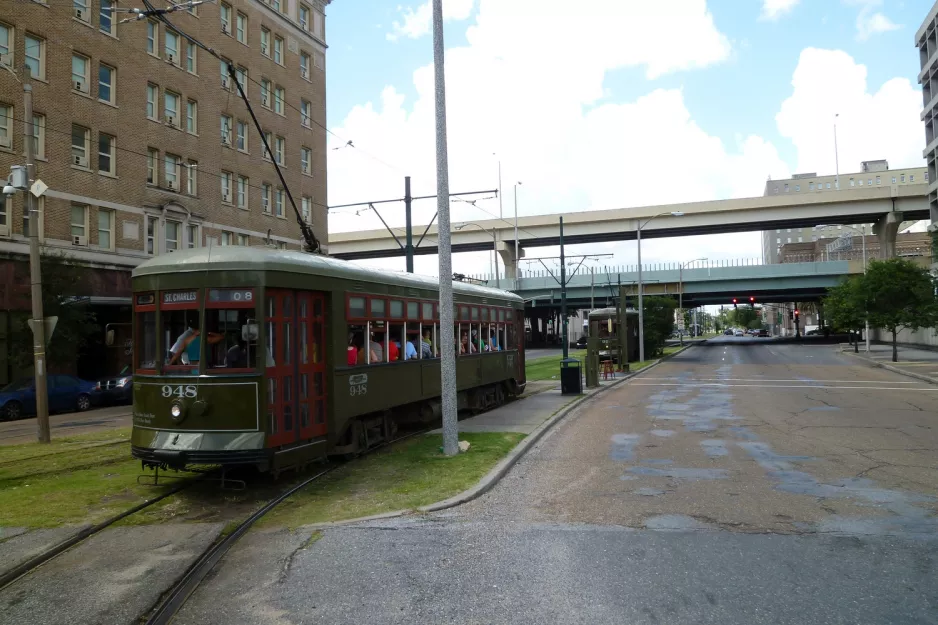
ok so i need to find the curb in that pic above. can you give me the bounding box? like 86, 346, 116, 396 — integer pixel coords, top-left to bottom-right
843, 350, 938, 385
302, 343, 695, 530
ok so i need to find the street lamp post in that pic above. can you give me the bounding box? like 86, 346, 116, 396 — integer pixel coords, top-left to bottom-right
679, 257, 708, 346
513, 182, 522, 281
816, 223, 868, 351
637, 211, 684, 363
455, 222, 500, 289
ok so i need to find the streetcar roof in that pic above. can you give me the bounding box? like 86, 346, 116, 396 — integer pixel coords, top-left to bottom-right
588, 307, 638, 319
132, 246, 524, 302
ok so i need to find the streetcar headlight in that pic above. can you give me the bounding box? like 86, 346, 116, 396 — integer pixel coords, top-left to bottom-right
170, 401, 186, 423
171, 404, 182, 418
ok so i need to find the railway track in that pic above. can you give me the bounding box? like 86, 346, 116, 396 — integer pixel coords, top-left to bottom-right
143, 428, 430, 625
0, 472, 207, 591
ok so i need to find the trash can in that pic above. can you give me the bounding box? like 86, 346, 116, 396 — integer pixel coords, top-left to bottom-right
560, 358, 582, 395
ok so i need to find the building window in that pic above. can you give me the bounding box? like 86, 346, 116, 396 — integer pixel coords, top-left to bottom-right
72, 54, 90, 94
221, 114, 232, 145
236, 120, 248, 151
787, 228, 791, 233
812, 235, 818, 242
221, 231, 233, 246
146, 83, 158, 119
892, 176, 897, 184
0, 104, 9, 150
236, 12, 247, 43
808, 182, 814, 191
261, 79, 272, 107
301, 99, 311, 127
1, 195, 11, 234
237, 175, 248, 208
165, 153, 180, 190
798, 236, 803, 242
147, 216, 158, 254
260, 28, 270, 56
301, 147, 311, 174
98, 63, 115, 104
910, 174, 915, 182
301, 197, 311, 222
0, 23, 11, 69
300, 52, 310, 80
825, 182, 830, 189
186, 223, 199, 248
794, 184, 800, 191
776, 237, 781, 245
146, 20, 158, 56
164, 30, 180, 65
275, 188, 284, 217
99, 0, 115, 35
271, 0, 281, 12
71, 124, 90, 168
24, 112, 43, 158
220, 59, 231, 90
876, 176, 880, 185
275, 136, 284, 165
274, 36, 284, 65
901, 174, 906, 182
868, 178, 872, 185
236, 233, 249, 246
164, 91, 180, 126
220, 2, 232, 34
98, 209, 114, 250
926, 172, 930, 182
221, 171, 232, 203
147, 148, 158, 184
98, 132, 115, 175
236, 66, 247, 91
773, 186, 778, 194
299, 4, 311, 30
313, 50, 325, 71
858, 179, 863, 186
74, 0, 90, 22
787, 237, 791, 243
262, 183, 271, 213
784, 183, 789, 192
263, 131, 272, 160
186, 160, 197, 195
24, 34, 44, 80
186, 100, 198, 134
71, 204, 88, 241
274, 86, 285, 115
850, 178, 855, 186
165, 220, 179, 252
186, 42, 197, 73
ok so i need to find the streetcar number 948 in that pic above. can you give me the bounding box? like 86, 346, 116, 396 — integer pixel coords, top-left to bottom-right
162, 385, 198, 398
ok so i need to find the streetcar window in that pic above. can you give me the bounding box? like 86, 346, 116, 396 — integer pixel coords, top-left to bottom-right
407, 301, 419, 319
506, 321, 515, 350
389, 322, 405, 361
481, 308, 489, 322
369, 298, 385, 318
389, 300, 404, 319
459, 305, 469, 321
422, 302, 433, 320
136, 311, 157, 370
471, 307, 479, 322
506, 309, 514, 321
347, 325, 364, 366
163, 309, 203, 372
205, 308, 257, 370
349, 296, 365, 318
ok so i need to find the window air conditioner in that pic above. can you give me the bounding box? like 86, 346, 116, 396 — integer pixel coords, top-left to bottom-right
221, 75, 230, 89
261, 94, 268, 106
75, 80, 84, 92
167, 53, 174, 63
0, 135, 11, 148
165, 115, 175, 126
301, 67, 309, 79
223, 192, 231, 203
74, 8, 83, 20
222, 24, 229, 34
0, 224, 9, 237
73, 235, 87, 246
74, 155, 87, 167
223, 132, 232, 144
167, 180, 178, 191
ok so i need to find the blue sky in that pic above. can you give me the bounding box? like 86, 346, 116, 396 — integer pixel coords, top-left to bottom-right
322, 0, 932, 276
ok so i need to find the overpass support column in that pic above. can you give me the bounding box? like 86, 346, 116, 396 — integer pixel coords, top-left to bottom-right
873, 212, 901, 259
497, 240, 524, 283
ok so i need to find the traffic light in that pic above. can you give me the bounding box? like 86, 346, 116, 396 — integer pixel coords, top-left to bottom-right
732, 298, 738, 310
794, 309, 800, 319
749, 296, 755, 303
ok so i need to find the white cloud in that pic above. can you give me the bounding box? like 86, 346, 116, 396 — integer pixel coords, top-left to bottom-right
775, 48, 924, 176
845, 0, 901, 41
387, 0, 475, 42
760, 0, 800, 21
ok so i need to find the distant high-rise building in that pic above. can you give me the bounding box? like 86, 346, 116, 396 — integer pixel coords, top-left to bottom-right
915, 3, 938, 259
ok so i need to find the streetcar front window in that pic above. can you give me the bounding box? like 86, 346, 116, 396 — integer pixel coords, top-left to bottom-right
205, 308, 257, 370
137, 311, 157, 370
163, 308, 201, 372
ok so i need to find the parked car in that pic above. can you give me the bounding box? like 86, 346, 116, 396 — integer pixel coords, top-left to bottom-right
723, 329, 733, 335
0, 375, 97, 420
91, 367, 133, 406
757, 329, 769, 337
734, 329, 745, 337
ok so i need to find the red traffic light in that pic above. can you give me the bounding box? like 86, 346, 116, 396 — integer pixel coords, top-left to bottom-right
749, 297, 755, 303
732, 298, 737, 304
794, 309, 800, 316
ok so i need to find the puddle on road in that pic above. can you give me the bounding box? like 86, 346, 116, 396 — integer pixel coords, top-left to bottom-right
644, 514, 713, 531
650, 429, 675, 437
640, 459, 673, 466
633, 488, 666, 497
609, 434, 642, 461
727, 426, 759, 441
701, 440, 729, 457
736, 442, 815, 471
626, 466, 729, 480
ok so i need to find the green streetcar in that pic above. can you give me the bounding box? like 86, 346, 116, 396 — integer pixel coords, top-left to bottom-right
130, 246, 526, 474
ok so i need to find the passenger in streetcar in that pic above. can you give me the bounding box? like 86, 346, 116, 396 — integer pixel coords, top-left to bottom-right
168, 319, 224, 365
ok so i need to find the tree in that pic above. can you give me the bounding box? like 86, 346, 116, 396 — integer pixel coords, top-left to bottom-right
12, 250, 100, 373
862, 258, 938, 362
642, 296, 677, 358
823, 276, 865, 353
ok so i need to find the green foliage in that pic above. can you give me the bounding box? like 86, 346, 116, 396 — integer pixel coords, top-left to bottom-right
12, 250, 100, 371
863, 258, 938, 335
823, 276, 865, 333
642, 296, 677, 358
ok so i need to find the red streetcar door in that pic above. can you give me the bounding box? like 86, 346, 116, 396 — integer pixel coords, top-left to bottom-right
265, 289, 298, 447
297, 291, 328, 439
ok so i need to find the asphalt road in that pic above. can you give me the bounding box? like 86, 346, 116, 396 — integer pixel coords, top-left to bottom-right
174, 342, 938, 624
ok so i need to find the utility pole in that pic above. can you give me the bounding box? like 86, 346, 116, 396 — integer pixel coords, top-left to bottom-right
560, 216, 568, 361
404, 176, 414, 273
834, 113, 840, 190
433, 0, 457, 457
24, 79, 50, 443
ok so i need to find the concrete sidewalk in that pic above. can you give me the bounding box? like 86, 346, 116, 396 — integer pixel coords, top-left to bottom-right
842, 342, 938, 384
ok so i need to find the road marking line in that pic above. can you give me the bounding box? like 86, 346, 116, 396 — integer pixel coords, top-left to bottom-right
640, 377, 923, 384
630, 382, 938, 391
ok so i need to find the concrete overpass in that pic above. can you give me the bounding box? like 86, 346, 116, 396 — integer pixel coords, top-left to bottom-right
328, 184, 936, 276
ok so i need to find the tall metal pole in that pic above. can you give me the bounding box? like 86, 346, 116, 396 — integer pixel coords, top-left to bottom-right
637, 222, 645, 363
493, 231, 500, 289
590, 266, 594, 310
678, 263, 683, 348
497, 160, 503, 219
404, 176, 414, 273
861, 226, 870, 353
432, 0, 457, 457
513, 183, 520, 281
559, 216, 568, 360
24, 81, 50, 443
834, 113, 840, 190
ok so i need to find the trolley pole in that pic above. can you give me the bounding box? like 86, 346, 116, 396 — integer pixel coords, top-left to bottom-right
560, 216, 568, 361
404, 176, 414, 273
24, 80, 50, 443
432, 0, 458, 457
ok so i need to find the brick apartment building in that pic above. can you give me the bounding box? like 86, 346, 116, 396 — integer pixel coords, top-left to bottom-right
0, 0, 330, 380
